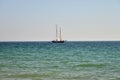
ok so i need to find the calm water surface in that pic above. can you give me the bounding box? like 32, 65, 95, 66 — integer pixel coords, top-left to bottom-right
0, 41, 120, 80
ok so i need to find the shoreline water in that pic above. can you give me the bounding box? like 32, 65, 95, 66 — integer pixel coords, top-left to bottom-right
0, 41, 120, 80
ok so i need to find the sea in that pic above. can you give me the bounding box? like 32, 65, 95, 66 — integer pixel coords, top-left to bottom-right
0, 41, 120, 80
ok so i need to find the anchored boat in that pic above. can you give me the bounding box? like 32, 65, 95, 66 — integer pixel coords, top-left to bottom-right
52, 25, 65, 43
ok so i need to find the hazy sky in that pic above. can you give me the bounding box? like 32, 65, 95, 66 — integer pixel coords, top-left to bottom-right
0, 0, 120, 41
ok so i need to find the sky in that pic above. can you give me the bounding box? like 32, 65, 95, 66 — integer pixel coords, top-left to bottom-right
0, 0, 120, 41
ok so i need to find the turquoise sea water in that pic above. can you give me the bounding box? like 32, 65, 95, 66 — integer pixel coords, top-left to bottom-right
0, 41, 120, 80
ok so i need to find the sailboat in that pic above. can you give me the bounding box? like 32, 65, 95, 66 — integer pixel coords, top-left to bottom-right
52, 25, 65, 43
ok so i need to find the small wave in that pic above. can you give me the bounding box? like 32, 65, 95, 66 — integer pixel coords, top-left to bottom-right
73, 63, 105, 68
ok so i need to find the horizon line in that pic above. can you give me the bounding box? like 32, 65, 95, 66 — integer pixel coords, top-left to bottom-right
0, 40, 120, 42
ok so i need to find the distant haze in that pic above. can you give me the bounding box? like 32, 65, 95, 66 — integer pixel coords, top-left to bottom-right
0, 0, 120, 41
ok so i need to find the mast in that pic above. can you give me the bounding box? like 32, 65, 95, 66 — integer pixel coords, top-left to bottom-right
60, 27, 62, 41
56, 24, 58, 41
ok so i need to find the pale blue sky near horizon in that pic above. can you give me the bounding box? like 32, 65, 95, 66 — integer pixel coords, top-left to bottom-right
0, 0, 120, 41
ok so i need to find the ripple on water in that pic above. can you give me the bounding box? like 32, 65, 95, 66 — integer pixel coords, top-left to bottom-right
73, 63, 106, 68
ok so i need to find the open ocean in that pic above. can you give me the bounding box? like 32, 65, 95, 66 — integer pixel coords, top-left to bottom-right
0, 41, 120, 80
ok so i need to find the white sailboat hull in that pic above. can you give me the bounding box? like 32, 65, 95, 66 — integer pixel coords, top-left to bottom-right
52, 40, 65, 43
